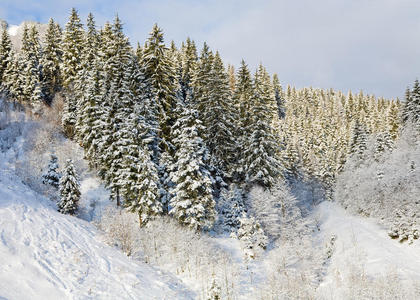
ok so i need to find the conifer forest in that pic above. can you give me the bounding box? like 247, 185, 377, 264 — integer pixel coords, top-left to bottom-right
0, 5, 419, 300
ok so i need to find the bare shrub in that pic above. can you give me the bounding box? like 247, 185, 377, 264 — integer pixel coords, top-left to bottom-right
96, 206, 141, 256
97, 209, 240, 299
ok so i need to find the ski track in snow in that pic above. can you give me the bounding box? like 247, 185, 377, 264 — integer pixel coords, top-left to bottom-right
0, 145, 194, 300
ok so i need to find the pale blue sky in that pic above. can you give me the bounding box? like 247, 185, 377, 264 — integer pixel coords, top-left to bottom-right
1, 0, 419, 99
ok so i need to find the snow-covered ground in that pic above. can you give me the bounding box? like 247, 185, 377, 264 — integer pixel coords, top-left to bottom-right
0, 143, 194, 300
316, 201, 420, 298
1, 104, 419, 299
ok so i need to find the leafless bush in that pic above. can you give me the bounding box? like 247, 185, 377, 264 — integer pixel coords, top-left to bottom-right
97, 208, 240, 299
96, 206, 141, 256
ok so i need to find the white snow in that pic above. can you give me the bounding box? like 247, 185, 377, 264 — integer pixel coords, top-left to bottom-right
7, 25, 19, 37
316, 201, 420, 296
0, 145, 193, 300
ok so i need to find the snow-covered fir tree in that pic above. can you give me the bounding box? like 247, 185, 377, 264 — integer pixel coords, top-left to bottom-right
373, 131, 394, 161
218, 184, 246, 231
169, 104, 215, 230
42, 154, 61, 188
232, 60, 254, 182
236, 213, 268, 260
61, 8, 84, 136
125, 146, 162, 226
141, 24, 178, 150
349, 120, 368, 161
179, 37, 197, 102
402, 80, 420, 127
204, 52, 237, 177
206, 276, 222, 300
74, 13, 99, 141
273, 74, 285, 120
19, 25, 44, 114
41, 18, 62, 103
58, 159, 81, 215
242, 64, 283, 188
0, 25, 12, 93
61, 8, 84, 88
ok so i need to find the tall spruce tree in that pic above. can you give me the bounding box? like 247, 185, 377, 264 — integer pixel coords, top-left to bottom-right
41, 18, 62, 103
61, 8, 84, 88
169, 104, 215, 230
0, 25, 12, 94
205, 51, 236, 176
232, 60, 254, 182
402, 80, 420, 126
20, 25, 44, 113
58, 159, 81, 215
141, 24, 178, 211
125, 146, 162, 226
242, 64, 282, 188
141, 24, 178, 151
179, 37, 198, 102
75, 13, 99, 142
349, 120, 368, 160
61, 8, 84, 135
192, 42, 213, 116
273, 74, 285, 119
98, 17, 133, 206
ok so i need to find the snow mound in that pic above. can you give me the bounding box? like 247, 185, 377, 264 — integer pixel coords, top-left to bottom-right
0, 147, 193, 300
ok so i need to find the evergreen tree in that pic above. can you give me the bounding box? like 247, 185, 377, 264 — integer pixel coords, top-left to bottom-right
97, 16, 133, 206
192, 42, 213, 116
207, 276, 222, 300
232, 60, 254, 182
141, 24, 178, 211
242, 64, 282, 188
61, 8, 84, 88
74, 13, 99, 141
79, 57, 103, 157
141, 24, 177, 151
2, 50, 22, 101
349, 120, 368, 160
387, 100, 400, 140
402, 80, 420, 126
20, 25, 44, 113
61, 8, 84, 135
42, 154, 61, 188
179, 37, 197, 102
374, 131, 394, 161
41, 18, 62, 103
125, 146, 162, 226
273, 74, 285, 119
0, 25, 12, 93
58, 159, 80, 215
169, 104, 215, 230
204, 52, 236, 176
218, 184, 245, 231
236, 213, 268, 260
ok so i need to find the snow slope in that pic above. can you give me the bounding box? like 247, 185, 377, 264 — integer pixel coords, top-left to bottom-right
0, 144, 194, 300
317, 201, 420, 297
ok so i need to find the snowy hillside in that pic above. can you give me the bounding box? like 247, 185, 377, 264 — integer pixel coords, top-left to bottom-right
316, 201, 420, 299
0, 144, 193, 300
0, 6, 419, 299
